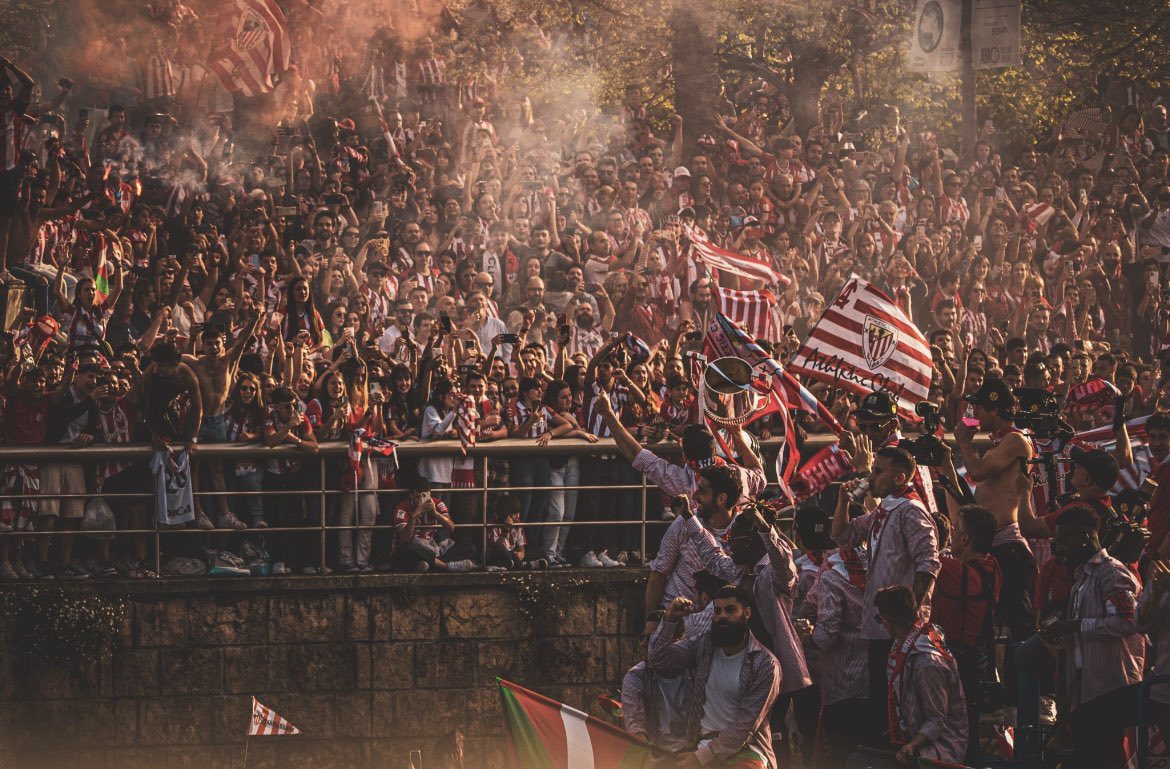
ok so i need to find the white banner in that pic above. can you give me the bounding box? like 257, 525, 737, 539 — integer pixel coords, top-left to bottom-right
973, 0, 1022, 69
907, 0, 962, 72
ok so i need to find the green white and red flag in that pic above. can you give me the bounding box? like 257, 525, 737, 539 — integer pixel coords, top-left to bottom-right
497, 678, 654, 769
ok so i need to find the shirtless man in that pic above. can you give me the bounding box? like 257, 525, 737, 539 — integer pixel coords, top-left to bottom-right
181, 310, 262, 529
951, 378, 1036, 644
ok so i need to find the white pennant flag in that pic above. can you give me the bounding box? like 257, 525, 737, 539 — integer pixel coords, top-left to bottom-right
248, 697, 302, 736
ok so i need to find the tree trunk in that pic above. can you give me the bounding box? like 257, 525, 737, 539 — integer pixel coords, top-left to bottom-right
671, 0, 721, 151
789, 55, 834, 137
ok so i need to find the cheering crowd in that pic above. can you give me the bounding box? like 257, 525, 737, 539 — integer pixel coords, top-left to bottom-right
4, 0, 1170, 765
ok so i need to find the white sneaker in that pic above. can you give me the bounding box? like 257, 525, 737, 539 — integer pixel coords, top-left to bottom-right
272, 562, 291, 576
613, 550, 629, 565
662, 508, 677, 521
446, 559, 476, 572
1039, 696, 1056, 726
0, 561, 17, 580
485, 565, 508, 572
219, 511, 248, 530
11, 560, 31, 580
196, 512, 214, 530
597, 551, 621, 567
579, 551, 603, 568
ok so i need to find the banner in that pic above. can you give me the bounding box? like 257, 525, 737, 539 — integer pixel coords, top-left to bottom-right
207, 0, 291, 97
498, 679, 654, 769
972, 0, 1022, 70
685, 226, 787, 286
788, 278, 933, 420
790, 443, 853, 503
907, 0, 962, 72
249, 697, 302, 736
716, 287, 782, 342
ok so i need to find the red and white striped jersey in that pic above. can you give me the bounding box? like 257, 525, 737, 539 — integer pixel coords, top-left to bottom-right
508, 400, 548, 439
96, 399, 136, 483
1, 105, 31, 171
584, 380, 629, 438
937, 194, 970, 225
145, 55, 177, 100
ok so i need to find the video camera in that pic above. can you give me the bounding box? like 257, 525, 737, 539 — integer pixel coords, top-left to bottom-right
900, 401, 947, 467
1103, 479, 1156, 564
1012, 388, 1074, 442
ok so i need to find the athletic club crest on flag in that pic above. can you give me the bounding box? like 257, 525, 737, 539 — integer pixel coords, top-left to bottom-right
863, 315, 898, 369
234, 9, 269, 52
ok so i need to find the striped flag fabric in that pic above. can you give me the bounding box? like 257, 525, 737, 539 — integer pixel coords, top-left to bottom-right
207, 0, 291, 97
716, 287, 782, 342
1023, 202, 1055, 231
248, 697, 301, 736
497, 679, 654, 769
685, 226, 788, 286
91, 233, 116, 304
455, 392, 479, 456
1074, 415, 1153, 492
788, 278, 933, 420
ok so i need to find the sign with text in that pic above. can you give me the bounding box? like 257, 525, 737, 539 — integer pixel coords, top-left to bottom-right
907, 0, 962, 72
973, 0, 1022, 69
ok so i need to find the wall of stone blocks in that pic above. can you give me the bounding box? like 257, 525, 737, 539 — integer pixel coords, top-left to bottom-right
0, 571, 646, 769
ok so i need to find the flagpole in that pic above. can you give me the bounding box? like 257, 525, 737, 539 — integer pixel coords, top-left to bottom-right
241, 735, 250, 769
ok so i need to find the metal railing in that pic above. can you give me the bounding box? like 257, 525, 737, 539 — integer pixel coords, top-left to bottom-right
0, 434, 966, 576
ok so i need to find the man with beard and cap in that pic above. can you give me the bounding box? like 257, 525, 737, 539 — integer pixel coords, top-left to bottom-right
833, 446, 940, 745
677, 498, 812, 764
874, 585, 969, 766
1039, 505, 1145, 769
650, 584, 781, 769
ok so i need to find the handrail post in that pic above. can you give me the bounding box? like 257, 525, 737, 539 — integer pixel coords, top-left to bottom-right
319, 456, 328, 574
640, 472, 647, 562
153, 483, 161, 577
481, 457, 489, 565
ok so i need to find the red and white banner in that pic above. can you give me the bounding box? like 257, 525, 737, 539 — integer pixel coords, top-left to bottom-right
716, 287, 782, 342
249, 697, 301, 736
788, 278, 933, 419
790, 443, 853, 502
685, 227, 788, 286
455, 393, 479, 456
1023, 202, 1055, 231
207, 0, 291, 97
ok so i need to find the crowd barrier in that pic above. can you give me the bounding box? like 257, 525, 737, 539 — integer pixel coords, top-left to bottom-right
0, 434, 969, 575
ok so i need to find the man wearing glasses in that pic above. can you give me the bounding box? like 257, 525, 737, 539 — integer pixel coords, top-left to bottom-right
377, 299, 414, 354
848, 391, 938, 517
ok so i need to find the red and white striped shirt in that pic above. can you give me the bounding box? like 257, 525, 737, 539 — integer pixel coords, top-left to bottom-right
145, 55, 177, 100
1, 104, 31, 171
584, 380, 629, 438
508, 400, 548, 439
96, 399, 136, 484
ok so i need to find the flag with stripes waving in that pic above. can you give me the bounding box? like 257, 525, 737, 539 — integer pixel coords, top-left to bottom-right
684, 226, 787, 286
788, 277, 933, 420
715, 287, 782, 342
498, 679, 654, 768
248, 697, 301, 736
207, 0, 291, 97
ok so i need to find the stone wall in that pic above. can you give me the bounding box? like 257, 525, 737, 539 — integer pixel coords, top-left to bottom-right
0, 571, 646, 769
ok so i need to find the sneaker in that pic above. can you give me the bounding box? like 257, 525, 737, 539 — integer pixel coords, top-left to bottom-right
0, 561, 17, 580
98, 561, 118, 578
547, 554, 570, 567
1039, 696, 1057, 726
128, 559, 157, 579
252, 518, 269, 529
358, 564, 374, 573
11, 560, 32, 580
301, 566, 319, 575
196, 512, 214, 530
30, 560, 54, 580
520, 558, 549, 570
344, 562, 360, 573
579, 551, 603, 568
445, 559, 476, 572
0, 521, 12, 533
218, 511, 248, 530
58, 563, 91, 580
613, 550, 629, 565
485, 565, 508, 572
272, 562, 291, 576
661, 508, 677, 521
597, 551, 621, 567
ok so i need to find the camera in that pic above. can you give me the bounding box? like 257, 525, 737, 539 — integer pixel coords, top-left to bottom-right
900, 401, 947, 467
1012, 388, 1074, 441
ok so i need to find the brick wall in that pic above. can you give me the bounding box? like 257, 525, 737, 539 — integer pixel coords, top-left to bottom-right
0, 571, 646, 769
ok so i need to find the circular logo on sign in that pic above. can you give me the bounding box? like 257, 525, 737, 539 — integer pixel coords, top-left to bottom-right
918, 1, 945, 54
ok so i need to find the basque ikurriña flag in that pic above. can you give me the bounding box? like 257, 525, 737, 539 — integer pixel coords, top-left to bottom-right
498, 679, 654, 768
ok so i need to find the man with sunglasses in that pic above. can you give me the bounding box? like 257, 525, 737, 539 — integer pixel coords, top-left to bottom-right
850, 391, 939, 517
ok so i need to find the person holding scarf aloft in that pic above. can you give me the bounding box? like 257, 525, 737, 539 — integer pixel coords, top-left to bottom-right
873, 585, 968, 765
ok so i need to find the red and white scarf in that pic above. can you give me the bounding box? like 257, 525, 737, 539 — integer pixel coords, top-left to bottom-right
887, 619, 953, 745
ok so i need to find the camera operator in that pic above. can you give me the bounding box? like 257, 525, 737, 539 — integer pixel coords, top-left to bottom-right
1019, 447, 1120, 540
832, 446, 940, 745
952, 380, 1037, 646
1139, 412, 1170, 559
849, 391, 938, 515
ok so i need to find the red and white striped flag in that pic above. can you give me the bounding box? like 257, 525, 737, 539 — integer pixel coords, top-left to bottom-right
716, 287, 783, 342
1023, 201, 1055, 231
788, 278, 933, 420
207, 0, 291, 97
248, 697, 301, 736
455, 393, 478, 456
685, 226, 788, 286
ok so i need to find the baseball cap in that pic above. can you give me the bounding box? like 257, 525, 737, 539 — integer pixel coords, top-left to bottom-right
964, 379, 1014, 409
805, 292, 825, 305
673, 166, 692, 179
1070, 445, 1119, 491
854, 391, 898, 419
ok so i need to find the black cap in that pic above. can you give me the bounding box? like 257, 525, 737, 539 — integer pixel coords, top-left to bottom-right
1070, 445, 1119, 491
854, 391, 898, 419
964, 379, 1014, 409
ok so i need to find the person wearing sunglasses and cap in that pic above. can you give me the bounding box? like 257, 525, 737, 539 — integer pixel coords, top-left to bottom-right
842, 390, 939, 517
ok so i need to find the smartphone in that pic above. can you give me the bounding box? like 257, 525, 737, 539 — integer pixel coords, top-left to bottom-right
500, 333, 521, 345
961, 417, 980, 429
275, 206, 298, 217
372, 201, 385, 218
418, 490, 432, 504
558, 324, 571, 345
324, 193, 345, 205
972, 235, 983, 250
249, 253, 261, 270
982, 187, 996, 197
440, 312, 454, 333
58, 77, 74, 90
915, 223, 926, 237
684, 331, 702, 342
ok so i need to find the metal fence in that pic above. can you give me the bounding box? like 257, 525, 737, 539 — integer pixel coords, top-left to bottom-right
0, 434, 862, 575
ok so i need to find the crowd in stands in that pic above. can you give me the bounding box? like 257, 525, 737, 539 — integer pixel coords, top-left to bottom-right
6, 0, 1170, 766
